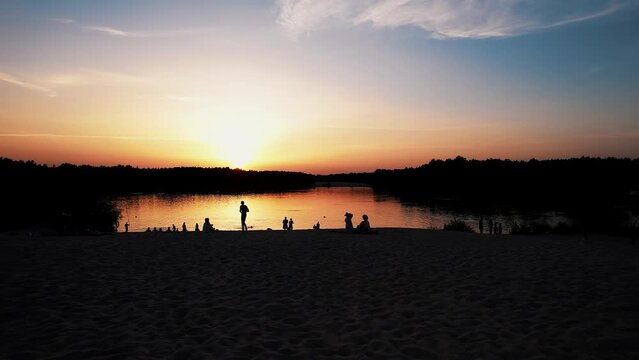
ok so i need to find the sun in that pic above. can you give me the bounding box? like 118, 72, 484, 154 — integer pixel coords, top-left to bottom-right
213, 125, 263, 169
226, 143, 254, 168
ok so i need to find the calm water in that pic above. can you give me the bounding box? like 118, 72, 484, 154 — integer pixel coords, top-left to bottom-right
116, 186, 568, 232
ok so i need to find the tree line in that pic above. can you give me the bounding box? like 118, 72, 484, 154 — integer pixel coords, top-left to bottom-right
2, 156, 637, 234
0, 157, 314, 232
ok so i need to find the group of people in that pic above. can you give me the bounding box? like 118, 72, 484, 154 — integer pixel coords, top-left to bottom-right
133, 200, 376, 234
345, 212, 374, 234
144, 219, 215, 233
478, 216, 504, 234
282, 217, 295, 230
138, 201, 250, 233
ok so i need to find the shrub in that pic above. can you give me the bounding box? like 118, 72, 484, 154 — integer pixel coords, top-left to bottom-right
443, 219, 474, 232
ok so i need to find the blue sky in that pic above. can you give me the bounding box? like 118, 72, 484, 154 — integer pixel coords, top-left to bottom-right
0, 0, 638, 172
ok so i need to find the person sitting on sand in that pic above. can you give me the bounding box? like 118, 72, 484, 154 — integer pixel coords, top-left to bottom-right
345, 212, 354, 231
145, 227, 151, 232
282, 217, 288, 230
195, 223, 200, 232
203, 218, 214, 233
152, 227, 158, 232
166, 226, 172, 233
354, 214, 371, 233
288, 218, 294, 230
182, 222, 187, 232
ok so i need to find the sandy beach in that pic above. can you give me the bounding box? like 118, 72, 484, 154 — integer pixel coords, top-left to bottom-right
1, 229, 638, 359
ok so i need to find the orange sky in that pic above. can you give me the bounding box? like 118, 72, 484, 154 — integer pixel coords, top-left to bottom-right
1, 1, 638, 174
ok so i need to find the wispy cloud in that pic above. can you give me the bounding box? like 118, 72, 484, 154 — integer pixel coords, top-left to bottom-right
85, 26, 214, 38
277, 0, 626, 40
0, 72, 56, 97
53, 18, 214, 38
538, 3, 623, 30
0, 133, 172, 141
46, 69, 147, 87
166, 95, 200, 103
0, 68, 148, 97
51, 18, 74, 24
84, 26, 130, 37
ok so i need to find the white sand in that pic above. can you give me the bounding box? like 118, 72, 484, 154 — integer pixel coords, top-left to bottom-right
1, 229, 638, 359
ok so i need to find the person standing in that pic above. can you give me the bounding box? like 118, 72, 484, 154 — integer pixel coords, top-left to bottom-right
240, 201, 250, 231
282, 217, 289, 230
124, 222, 129, 233
288, 218, 294, 230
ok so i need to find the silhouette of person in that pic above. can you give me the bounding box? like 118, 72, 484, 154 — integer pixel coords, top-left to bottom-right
498, 223, 503, 234
283, 217, 289, 230
355, 214, 371, 233
153, 227, 158, 232
488, 219, 494, 235
314, 221, 320, 230
345, 212, 354, 231
172, 224, 176, 232
288, 218, 294, 230
124, 222, 129, 233
182, 222, 187, 232
240, 201, 249, 231
203, 218, 213, 232
478, 216, 484, 234
159, 227, 163, 232
166, 226, 172, 233
145, 227, 151, 232
195, 223, 200, 232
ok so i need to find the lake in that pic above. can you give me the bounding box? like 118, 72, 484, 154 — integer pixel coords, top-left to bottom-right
115, 186, 569, 232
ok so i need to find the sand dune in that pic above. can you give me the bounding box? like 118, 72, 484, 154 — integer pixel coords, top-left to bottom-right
1, 229, 638, 359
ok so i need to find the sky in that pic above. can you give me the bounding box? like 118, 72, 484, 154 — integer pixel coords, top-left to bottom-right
0, 0, 638, 174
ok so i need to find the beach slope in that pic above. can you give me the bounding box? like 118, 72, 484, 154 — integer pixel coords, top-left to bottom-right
1, 229, 638, 359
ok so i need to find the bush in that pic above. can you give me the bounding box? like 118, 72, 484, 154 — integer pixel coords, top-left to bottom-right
59, 200, 121, 234
443, 219, 474, 232
510, 221, 578, 235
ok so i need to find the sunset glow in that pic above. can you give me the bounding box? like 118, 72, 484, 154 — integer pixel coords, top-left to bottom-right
1, 1, 638, 173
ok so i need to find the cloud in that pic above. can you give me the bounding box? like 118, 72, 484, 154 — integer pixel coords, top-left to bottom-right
0, 69, 147, 97
0, 133, 172, 141
51, 18, 74, 24
46, 69, 147, 87
166, 95, 200, 103
84, 26, 131, 37
83, 26, 214, 38
0, 72, 56, 97
277, 0, 625, 40
52, 18, 214, 38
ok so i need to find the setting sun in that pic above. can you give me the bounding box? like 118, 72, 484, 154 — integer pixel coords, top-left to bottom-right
0, 0, 637, 173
